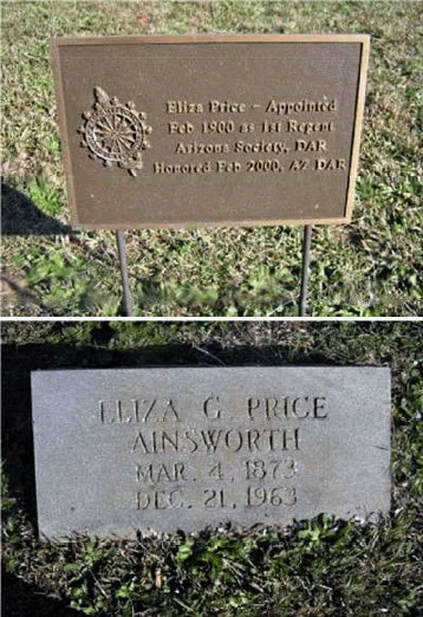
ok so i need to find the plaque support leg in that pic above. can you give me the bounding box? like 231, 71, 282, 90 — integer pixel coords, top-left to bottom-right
115, 230, 134, 317
299, 225, 313, 317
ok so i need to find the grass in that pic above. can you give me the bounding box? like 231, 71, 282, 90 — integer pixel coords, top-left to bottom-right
2, 321, 423, 615
1, 0, 422, 316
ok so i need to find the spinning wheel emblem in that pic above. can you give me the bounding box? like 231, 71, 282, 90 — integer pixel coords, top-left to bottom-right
78, 87, 152, 177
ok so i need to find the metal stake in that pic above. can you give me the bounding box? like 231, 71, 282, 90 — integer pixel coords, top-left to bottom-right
115, 230, 134, 316
299, 225, 313, 317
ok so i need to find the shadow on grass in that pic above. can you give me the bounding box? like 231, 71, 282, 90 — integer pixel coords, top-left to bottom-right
1, 331, 335, 531
3, 572, 83, 617
1, 182, 73, 235
1, 273, 51, 313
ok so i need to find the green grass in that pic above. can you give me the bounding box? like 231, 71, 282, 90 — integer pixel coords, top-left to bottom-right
26, 177, 63, 217
2, 321, 423, 615
1, 1, 422, 316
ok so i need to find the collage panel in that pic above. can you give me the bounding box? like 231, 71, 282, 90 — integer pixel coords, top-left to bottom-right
1, 0, 421, 317
1, 1, 422, 616
2, 320, 422, 615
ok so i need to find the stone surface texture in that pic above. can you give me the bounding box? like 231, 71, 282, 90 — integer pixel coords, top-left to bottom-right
31, 366, 391, 538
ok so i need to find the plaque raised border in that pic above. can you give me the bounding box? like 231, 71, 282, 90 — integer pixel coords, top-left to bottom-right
51, 34, 370, 230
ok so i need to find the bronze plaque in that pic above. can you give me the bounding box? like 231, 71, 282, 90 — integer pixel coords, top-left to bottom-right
51, 35, 370, 230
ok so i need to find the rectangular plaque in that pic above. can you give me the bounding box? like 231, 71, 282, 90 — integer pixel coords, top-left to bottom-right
32, 366, 390, 539
51, 34, 370, 229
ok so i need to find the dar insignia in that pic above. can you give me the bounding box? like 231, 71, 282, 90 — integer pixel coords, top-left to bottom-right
78, 87, 152, 177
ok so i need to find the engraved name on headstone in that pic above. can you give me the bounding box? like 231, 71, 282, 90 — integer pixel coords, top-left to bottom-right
32, 367, 390, 539
51, 34, 370, 229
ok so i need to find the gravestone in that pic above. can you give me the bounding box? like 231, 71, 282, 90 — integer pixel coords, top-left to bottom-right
32, 366, 390, 539
51, 34, 370, 229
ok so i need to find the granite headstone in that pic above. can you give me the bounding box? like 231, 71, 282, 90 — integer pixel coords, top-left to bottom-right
32, 366, 390, 538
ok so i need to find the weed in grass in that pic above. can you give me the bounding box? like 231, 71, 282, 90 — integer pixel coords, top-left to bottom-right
26, 177, 63, 217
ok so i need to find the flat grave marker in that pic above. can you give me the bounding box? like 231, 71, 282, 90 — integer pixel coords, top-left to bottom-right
32, 366, 390, 539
